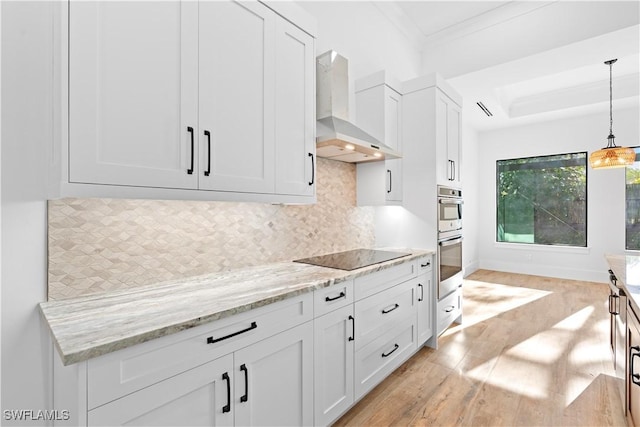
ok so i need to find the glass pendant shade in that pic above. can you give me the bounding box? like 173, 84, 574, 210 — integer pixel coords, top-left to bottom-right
589, 139, 635, 169
591, 58, 634, 169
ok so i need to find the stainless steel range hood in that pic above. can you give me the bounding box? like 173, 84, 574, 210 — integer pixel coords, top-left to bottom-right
316, 51, 401, 163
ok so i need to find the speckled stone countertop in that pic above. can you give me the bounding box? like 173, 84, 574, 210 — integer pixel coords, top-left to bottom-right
40, 249, 433, 366
606, 254, 640, 314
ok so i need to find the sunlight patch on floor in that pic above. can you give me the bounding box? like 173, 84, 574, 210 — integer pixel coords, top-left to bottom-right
461, 295, 605, 403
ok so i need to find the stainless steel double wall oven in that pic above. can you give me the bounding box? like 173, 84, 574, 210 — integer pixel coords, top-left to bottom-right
437, 186, 463, 300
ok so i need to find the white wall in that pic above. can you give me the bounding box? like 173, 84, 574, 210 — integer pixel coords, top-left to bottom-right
1, 2, 53, 424
477, 107, 639, 283
461, 121, 479, 275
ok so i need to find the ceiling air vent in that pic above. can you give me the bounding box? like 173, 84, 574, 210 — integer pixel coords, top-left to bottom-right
476, 101, 493, 117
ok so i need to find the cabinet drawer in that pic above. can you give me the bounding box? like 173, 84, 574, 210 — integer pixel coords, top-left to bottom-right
437, 286, 462, 335
417, 256, 433, 273
354, 278, 416, 349
354, 318, 416, 399
88, 292, 313, 409
314, 279, 354, 318
354, 260, 416, 300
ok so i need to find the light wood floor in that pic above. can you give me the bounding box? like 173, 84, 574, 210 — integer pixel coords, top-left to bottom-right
334, 269, 627, 427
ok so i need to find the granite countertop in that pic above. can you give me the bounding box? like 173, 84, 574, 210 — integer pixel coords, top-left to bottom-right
40, 248, 433, 366
605, 254, 640, 314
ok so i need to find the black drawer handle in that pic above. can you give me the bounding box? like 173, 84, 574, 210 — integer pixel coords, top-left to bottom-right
309, 152, 315, 186
421, 261, 431, 268
444, 306, 455, 313
207, 322, 257, 344
418, 284, 424, 302
240, 364, 248, 402
222, 372, 231, 413
609, 294, 620, 315
187, 126, 194, 175
382, 343, 399, 358
387, 169, 392, 193
382, 303, 399, 314
325, 291, 346, 302
204, 130, 211, 177
631, 346, 640, 386
348, 315, 355, 342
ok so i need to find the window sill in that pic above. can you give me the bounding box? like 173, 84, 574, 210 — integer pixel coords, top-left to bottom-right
494, 242, 590, 254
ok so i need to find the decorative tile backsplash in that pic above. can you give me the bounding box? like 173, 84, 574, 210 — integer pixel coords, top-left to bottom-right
48, 158, 375, 300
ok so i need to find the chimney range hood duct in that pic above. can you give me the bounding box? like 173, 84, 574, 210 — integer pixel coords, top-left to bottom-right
316, 51, 401, 163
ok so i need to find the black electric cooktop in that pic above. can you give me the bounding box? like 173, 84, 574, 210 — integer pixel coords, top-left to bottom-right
293, 249, 410, 271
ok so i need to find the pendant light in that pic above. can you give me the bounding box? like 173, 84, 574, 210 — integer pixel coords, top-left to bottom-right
589, 58, 635, 169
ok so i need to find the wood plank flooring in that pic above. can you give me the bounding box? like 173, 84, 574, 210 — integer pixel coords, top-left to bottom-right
334, 269, 627, 426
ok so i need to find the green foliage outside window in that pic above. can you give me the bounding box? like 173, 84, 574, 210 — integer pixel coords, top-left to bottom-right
497, 152, 587, 247
625, 148, 640, 250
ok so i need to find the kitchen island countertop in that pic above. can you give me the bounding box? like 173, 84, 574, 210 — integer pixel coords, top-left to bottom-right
605, 254, 640, 314
40, 248, 434, 366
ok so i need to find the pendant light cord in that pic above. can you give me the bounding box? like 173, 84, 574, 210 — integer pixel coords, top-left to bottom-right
604, 58, 617, 148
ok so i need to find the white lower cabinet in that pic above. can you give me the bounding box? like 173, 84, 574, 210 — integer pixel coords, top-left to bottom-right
416, 257, 434, 346
354, 318, 416, 400
61, 257, 437, 427
88, 354, 234, 426
89, 322, 313, 427
312, 256, 434, 425
313, 304, 355, 426
233, 322, 314, 427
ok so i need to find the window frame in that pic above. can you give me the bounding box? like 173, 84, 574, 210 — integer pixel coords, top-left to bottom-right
495, 151, 588, 248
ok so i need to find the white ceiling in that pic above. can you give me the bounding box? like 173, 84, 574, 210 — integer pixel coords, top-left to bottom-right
375, 1, 640, 131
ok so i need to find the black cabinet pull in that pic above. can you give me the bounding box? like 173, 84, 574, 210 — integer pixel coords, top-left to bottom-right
308, 152, 315, 186
187, 126, 194, 175
381, 343, 399, 358
421, 261, 431, 268
444, 306, 455, 313
222, 372, 231, 413
325, 291, 346, 302
348, 315, 355, 342
204, 130, 211, 177
387, 169, 392, 193
609, 294, 620, 315
207, 322, 257, 344
240, 364, 249, 402
631, 346, 640, 386
382, 303, 399, 314
418, 284, 424, 302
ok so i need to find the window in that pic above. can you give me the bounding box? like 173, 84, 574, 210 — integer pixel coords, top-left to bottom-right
626, 148, 640, 250
496, 152, 587, 247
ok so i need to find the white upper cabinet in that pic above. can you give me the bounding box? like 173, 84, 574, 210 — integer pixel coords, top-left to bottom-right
436, 89, 462, 186
355, 72, 403, 206
69, 1, 199, 190
198, 1, 275, 194
63, 0, 316, 203
274, 18, 316, 197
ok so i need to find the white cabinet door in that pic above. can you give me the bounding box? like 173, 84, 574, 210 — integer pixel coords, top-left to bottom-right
69, 1, 199, 189
313, 305, 354, 426
385, 88, 403, 202
436, 89, 462, 186
416, 273, 434, 346
274, 18, 316, 197
355, 81, 403, 206
198, 1, 276, 194
234, 322, 314, 426
448, 101, 462, 184
88, 354, 234, 426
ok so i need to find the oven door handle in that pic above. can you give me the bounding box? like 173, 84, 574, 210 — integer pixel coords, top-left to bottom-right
439, 237, 463, 247
439, 199, 464, 205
